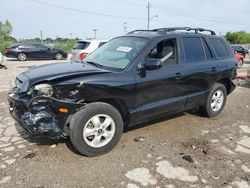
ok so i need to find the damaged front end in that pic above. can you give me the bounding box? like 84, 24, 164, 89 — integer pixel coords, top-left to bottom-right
8, 78, 85, 139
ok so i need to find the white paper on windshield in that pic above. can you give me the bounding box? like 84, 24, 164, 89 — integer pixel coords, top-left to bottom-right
116, 46, 132, 53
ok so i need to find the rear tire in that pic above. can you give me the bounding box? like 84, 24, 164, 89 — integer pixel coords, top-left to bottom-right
55, 53, 63, 60
17, 53, 27, 61
201, 83, 227, 117
69, 102, 123, 156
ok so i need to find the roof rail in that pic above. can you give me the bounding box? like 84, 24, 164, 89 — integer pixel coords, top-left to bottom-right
127, 30, 155, 34
153, 27, 216, 35
128, 27, 216, 35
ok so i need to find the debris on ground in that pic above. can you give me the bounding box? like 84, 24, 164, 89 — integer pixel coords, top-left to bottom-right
50, 144, 57, 148
202, 148, 212, 155
182, 155, 194, 163
134, 136, 146, 142
23, 152, 36, 159
0, 64, 7, 69
211, 175, 220, 180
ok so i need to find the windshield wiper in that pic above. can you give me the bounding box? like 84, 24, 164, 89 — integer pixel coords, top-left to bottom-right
85, 61, 104, 69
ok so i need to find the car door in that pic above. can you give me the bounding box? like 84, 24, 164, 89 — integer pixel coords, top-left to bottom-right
133, 38, 186, 124
18, 44, 37, 58
177, 36, 221, 110
33, 44, 50, 59
25, 44, 41, 58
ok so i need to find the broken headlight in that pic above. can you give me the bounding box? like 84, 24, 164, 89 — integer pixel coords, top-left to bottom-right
28, 84, 53, 97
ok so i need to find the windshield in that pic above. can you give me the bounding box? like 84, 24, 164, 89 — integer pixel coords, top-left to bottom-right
84, 37, 148, 70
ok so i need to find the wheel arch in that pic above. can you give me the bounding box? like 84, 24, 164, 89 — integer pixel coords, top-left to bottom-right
63, 98, 130, 136
97, 98, 130, 125
217, 78, 232, 95
16, 52, 27, 58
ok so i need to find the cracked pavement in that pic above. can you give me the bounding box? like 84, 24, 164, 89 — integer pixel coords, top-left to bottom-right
0, 58, 250, 188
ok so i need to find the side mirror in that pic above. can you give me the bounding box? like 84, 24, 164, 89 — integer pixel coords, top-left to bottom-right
144, 59, 162, 70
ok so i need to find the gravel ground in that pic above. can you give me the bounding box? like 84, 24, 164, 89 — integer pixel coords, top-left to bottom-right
0, 57, 250, 188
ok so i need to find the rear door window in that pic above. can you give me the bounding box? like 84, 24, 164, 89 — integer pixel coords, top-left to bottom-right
34, 44, 48, 49
209, 38, 229, 58
182, 37, 205, 63
73, 42, 90, 50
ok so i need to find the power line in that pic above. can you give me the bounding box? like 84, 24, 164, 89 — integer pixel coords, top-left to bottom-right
26, 0, 250, 28
151, 3, 250, 26
160, 5, 249, 23
26, 0, 145, 20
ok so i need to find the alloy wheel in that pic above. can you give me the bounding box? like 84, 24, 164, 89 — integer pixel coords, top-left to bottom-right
210, 90, 224, 112
17, 53, 26, 61
83, 114, 115, 148
55, 53, 63, 60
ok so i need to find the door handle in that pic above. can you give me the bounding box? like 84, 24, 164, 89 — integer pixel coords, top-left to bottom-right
211, 67, 217, 72
175, 72, 183, 79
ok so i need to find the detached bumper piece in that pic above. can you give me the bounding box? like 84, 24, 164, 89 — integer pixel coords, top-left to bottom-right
8, 93, 84, 139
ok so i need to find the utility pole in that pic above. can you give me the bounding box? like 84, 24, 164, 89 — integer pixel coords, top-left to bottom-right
147, 2, 151, 30
123, 22, 127, 33
40, 30, 43, 43
93, 29, 97, 39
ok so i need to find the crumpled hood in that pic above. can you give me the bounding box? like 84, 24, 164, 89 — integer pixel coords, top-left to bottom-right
18, 61, 110, 91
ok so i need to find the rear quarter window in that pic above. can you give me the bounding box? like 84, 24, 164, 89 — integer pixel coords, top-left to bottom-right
98, 42, 106, 48
209, 38, 230, 58
73, 42, 90, 50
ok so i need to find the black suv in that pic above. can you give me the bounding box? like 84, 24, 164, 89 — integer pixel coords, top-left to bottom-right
8, 27, 237, 156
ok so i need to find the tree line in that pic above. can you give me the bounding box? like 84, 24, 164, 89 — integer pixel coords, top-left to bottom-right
0, 20, 77, 53
225, 31, 250, 44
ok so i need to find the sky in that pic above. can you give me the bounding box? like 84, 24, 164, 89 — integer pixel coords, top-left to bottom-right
0, 0, 250, 40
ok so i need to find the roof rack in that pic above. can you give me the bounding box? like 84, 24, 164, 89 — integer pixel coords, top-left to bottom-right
128, 27, 216, 35
127, 30, 155, 34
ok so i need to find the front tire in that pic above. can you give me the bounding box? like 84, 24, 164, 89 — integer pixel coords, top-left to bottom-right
201, 83, 227, 117
55, 53, 63, 60
69, 102, 123, 156
17, 53, 27, 61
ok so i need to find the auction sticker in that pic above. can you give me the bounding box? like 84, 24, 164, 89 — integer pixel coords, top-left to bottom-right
116, 46, 132, 53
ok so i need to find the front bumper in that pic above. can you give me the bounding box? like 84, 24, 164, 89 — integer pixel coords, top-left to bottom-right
5, 52, 16, 58
231, 79, 236, 93
8, 93, 84, 139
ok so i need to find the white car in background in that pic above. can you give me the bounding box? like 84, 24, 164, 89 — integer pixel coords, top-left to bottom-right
0, 52, 3, 64
71, 39, 108, 61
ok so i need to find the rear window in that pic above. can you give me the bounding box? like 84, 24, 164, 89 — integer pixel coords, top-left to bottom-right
73, 41, 90, 50
182, 37, 205, 63
209, 38, 229, 58
18, 45, 34, 49
9, 44, 19, 48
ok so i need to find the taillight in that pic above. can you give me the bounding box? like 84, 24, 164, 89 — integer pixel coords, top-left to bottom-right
6, 48, 12, 52
79, 52, 88, 60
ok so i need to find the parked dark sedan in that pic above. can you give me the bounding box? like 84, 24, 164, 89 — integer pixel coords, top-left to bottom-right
5, 44, 68, 61
231, 45, 249, 58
